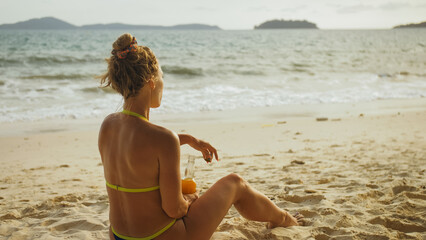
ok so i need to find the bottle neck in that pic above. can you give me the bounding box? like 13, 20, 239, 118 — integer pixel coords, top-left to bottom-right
185, 157, 195, 179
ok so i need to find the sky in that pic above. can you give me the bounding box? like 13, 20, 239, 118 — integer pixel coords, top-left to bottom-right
0, 0, 425, 29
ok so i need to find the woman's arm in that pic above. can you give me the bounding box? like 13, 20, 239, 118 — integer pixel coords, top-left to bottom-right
158, 131, 189, 219
178, 134, 195, 146
178, 134, 219, 161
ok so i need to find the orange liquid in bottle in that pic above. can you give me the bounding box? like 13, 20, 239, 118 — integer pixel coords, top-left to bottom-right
181, 178, 196, 194
182, 156, 196, 194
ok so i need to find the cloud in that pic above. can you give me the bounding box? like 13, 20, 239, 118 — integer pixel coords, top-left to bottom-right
281, 5, 306, 13
378, 1, 426, 10
337, 4, 372, 14
335, 1, 426, 14
379, 2, 410, 10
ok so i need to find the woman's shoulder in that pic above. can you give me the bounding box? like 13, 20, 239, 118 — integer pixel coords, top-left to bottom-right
100, 113, 178, 144
99, 113, 120, 130
148, 123, 180, 146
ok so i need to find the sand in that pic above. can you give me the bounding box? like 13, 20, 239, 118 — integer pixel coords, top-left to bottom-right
0, 98, 425, 240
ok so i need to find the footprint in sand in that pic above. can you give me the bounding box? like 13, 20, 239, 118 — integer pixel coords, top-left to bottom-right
210, 232, 234, 240
82, 201, 109, 213
41, 219, 57, 226
0, 210, 21, 220
314, 233, 329, 240
392, 184, 417, 195
53, 194, 84, 203
298, 209, 319, 218
21, 206, 49, 219
405, 192, 426, 200
216, 221, 237, 232
312, 226, 352, 239
282, 178, 303, 185
318, 178, 334, 184
366, 183, 379, 189
335, 215, 362, 228
281, 194, 325, 204
368, 216, 426, 233
354, 232, 393, 240
50, 219, 105, 231
318, 208, 337, 215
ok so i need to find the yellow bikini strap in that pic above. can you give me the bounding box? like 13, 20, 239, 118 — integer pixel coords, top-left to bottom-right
106, 181, 159, 193
111, 219, 177, 240
122, 109, 148, 122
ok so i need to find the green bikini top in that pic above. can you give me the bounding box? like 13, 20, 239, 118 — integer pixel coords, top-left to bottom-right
105, 109, 160, 193
121, 109, 149, 122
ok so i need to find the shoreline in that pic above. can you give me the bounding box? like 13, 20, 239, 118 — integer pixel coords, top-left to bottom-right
1, 97, 425, 138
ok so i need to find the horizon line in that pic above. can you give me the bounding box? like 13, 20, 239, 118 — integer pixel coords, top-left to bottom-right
0, 16, 424, 31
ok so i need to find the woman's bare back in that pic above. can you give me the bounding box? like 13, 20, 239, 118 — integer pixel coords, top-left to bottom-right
99, 113, 176, 237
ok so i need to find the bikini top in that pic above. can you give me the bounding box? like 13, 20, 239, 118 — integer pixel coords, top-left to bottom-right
105, 109, 160, 193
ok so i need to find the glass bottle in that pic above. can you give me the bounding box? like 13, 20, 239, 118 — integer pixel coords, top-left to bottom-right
181, 155, 196, 194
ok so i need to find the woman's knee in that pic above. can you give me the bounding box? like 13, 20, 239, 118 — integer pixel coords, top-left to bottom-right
222, 173, 246, 187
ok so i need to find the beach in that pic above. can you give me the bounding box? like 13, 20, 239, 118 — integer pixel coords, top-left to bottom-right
0, 98, 425, 239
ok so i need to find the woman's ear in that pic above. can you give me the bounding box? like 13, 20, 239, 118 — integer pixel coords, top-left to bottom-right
148, 79, 155, 90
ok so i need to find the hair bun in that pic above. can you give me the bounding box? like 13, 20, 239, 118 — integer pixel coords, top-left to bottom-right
113, 33, 134, 51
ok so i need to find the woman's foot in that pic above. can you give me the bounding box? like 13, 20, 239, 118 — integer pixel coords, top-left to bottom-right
267, 211, 304, 229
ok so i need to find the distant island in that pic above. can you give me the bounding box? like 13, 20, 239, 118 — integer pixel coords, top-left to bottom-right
393, 21, 426, 29
255, 19, 318, 29
0, 17, 221, 30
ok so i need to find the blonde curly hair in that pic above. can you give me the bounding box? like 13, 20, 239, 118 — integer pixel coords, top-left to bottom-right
99, 33, 159, 99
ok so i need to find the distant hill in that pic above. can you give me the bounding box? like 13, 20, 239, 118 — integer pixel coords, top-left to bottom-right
393, 21, 426, 29
168, 24, 220, 30
0, 17, 77, 30
81, 23, 220, 30
80, 23, 162, 30
255, 19, 318, 29
0, 17, 221, 30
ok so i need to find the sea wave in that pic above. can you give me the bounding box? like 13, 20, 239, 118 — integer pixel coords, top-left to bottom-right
291, 62, 313, 68
81, 87, 116, 94
27, 55, 101, 65
231, 69, 266, 76
162, 65, 268, 77
376, 71, 426, 82
21, 73, 91, 80
0, 55, 101, 67
162, 65, 204, 77
280, 67, 314, 74
0, 58, 20, 67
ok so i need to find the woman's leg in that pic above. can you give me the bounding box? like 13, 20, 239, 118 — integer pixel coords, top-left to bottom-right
182, 173, 303, 240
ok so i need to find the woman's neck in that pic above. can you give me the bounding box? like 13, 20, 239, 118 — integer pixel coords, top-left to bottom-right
123, 96, 150, 120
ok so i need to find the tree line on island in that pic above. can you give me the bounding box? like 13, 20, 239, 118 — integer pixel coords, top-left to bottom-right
0, 17, 425, 30
254, 19, 318, 29
0, 17, 221, 30
254, 19, 426, 29
393, 21, 426, 29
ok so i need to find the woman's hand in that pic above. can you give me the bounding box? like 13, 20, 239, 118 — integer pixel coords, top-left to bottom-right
178, 134, 219, 162
189, 138, 219, 162
183, 192, 199, 206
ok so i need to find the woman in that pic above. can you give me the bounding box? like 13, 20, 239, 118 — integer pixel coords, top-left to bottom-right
98, 33, 304, 240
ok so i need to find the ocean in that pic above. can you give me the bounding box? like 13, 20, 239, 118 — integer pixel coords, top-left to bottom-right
0, 29, 425, 122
